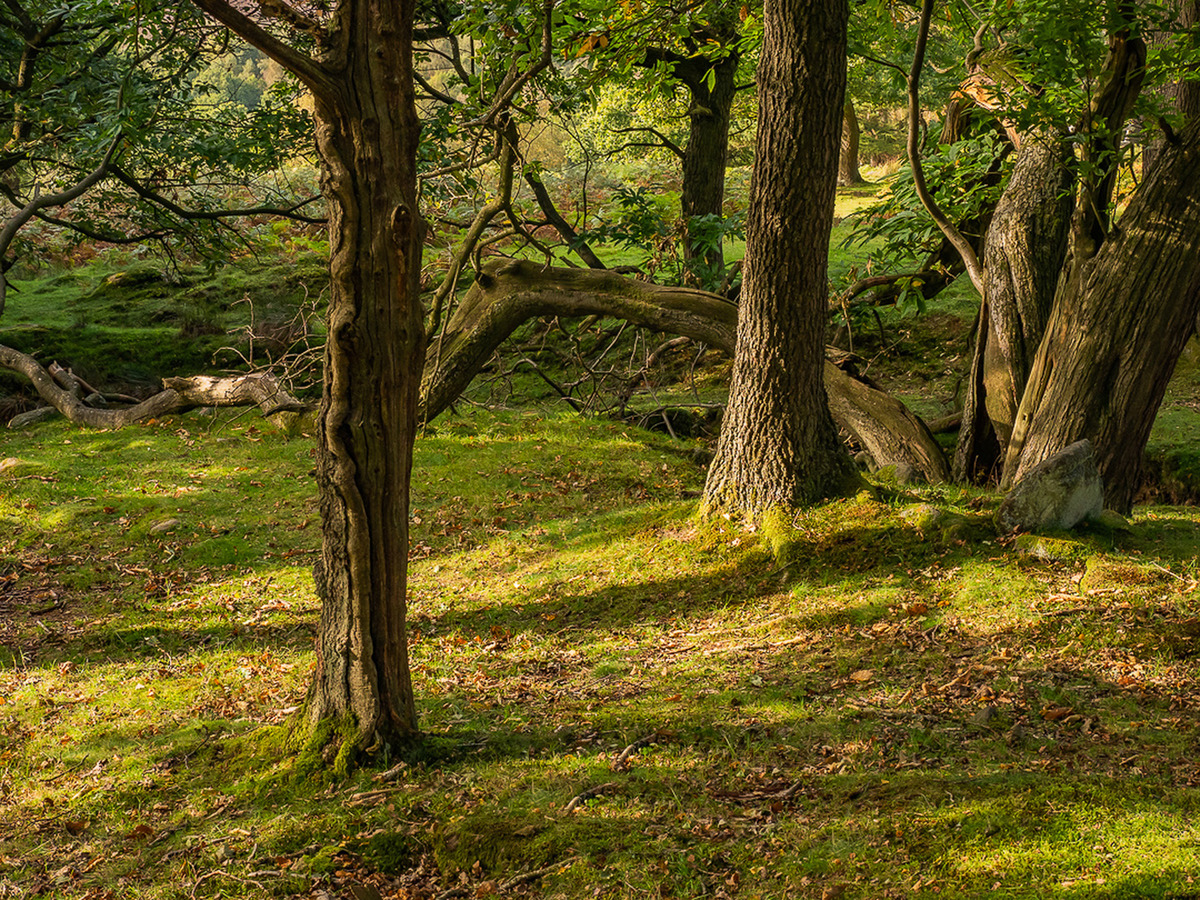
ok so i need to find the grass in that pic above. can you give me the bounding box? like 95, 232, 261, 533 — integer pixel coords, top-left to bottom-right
3, 407, 1200, 899
4, 175, 1200, 898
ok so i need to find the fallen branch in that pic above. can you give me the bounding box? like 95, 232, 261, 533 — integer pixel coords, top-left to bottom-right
1, 343, 311, 429
419, 260, 950, 482
613, 732, 658, 770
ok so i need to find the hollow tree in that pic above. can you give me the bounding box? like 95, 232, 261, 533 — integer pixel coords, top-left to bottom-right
192, 0, 425, 749
701, 0, 858, 517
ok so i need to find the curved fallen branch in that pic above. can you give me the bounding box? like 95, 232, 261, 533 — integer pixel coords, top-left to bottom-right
4, 259, 951, 482
419, 259, 950, 482
1, 343, 309, 429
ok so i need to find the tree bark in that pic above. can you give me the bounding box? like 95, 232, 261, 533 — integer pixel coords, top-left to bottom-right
647, 22, 739, 277
838, 98, 864, 186
701, 0, 858, 516
192, 0, 425, 751
1003, 118, 1200, 513
419, 259, 949, 483
303, 11, 424, 749
954, 135, 1074, 482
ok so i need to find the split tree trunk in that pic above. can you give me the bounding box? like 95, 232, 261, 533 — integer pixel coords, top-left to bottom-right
953, 135, 1073, 482
702, 0, 858, 516
1003, 118, 1200, 513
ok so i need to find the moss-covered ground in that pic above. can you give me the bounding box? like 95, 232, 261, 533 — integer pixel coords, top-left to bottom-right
3, 176, 1200, 898
3, 405, 1200, 899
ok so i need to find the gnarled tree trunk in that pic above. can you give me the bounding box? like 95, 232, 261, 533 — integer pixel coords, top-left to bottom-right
954, 135, 1074, 482
193, 0, 426, 752
1003, 118, 1200, 513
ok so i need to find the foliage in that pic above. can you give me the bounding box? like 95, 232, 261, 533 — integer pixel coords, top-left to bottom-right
0, 0, 317, 283
844, 127, 1010, 267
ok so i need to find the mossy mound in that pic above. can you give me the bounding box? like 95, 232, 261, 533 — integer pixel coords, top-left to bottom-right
1080, 556, 1174, 594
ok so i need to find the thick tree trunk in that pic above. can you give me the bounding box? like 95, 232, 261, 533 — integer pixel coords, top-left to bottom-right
838, 98, 864, 186
954, 135, 1074, 482
301, 15, 425, 748
701, 0, 858, 516
419, 259, 949, 483
1003, 119, 1200, 513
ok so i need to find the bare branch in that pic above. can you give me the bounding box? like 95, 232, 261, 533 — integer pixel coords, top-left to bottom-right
610, 126, 685, 159
907, 0, 985, 294
0, 134, 122, 317
189, 0, 334, 99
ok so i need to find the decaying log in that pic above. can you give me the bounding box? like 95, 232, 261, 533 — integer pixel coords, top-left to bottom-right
1, 343, 309, 429
419, 259, 951, 482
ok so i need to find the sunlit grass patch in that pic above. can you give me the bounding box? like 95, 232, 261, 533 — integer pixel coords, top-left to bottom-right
4, 408, 1200, 899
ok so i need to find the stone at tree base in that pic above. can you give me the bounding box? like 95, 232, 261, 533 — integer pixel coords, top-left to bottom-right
996, 439, 1104, 533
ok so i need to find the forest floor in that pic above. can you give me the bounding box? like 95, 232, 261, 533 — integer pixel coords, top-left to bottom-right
3, 181, 1200, 898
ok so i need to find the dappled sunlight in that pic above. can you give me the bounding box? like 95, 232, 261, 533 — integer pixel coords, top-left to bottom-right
5, 409, 1200, 898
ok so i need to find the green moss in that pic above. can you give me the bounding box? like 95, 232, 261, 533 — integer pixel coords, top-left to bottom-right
351, 831, 424, 873
1013, 533, 1092, 562
302, 844, 342, 875
236, 711, 360, 785
1080, 556, 1172, 594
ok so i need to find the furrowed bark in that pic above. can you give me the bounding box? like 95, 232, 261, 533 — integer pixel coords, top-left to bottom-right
702, 0, 859, 517
1003, 119, 1200, 513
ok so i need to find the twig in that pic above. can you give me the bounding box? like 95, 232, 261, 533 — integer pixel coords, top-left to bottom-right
614, 732, 658, 770
563, 782, 618, 814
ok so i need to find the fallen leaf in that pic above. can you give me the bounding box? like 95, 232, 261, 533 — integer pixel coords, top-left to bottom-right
65, 820, 88, 835
850, 669, 874, 683
125, 823, 154, 841
1042, 705, 1073, 722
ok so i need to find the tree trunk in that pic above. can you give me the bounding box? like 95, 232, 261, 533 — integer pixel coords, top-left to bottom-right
678, 42, 739, 277
300, 14, 425, 750
701, 0, 858, 516
1003, 118, 1200, 513
954, 135, 1074, 482
193, 0, 427, 751
418, 259, 950, 483
838, 98, 864, 186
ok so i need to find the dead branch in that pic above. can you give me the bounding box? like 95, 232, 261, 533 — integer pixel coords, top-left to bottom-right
563, 781, 618, 814
420, 259, 951, 482
1, 343, 310, 429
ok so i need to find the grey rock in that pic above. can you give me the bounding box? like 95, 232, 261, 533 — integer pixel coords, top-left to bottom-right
996, 439, 1103, 533
149, 518, 182, 534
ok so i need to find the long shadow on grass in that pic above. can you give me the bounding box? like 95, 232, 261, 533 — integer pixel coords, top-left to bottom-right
409, 598, 1200, 895
423, 522, 974, 642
